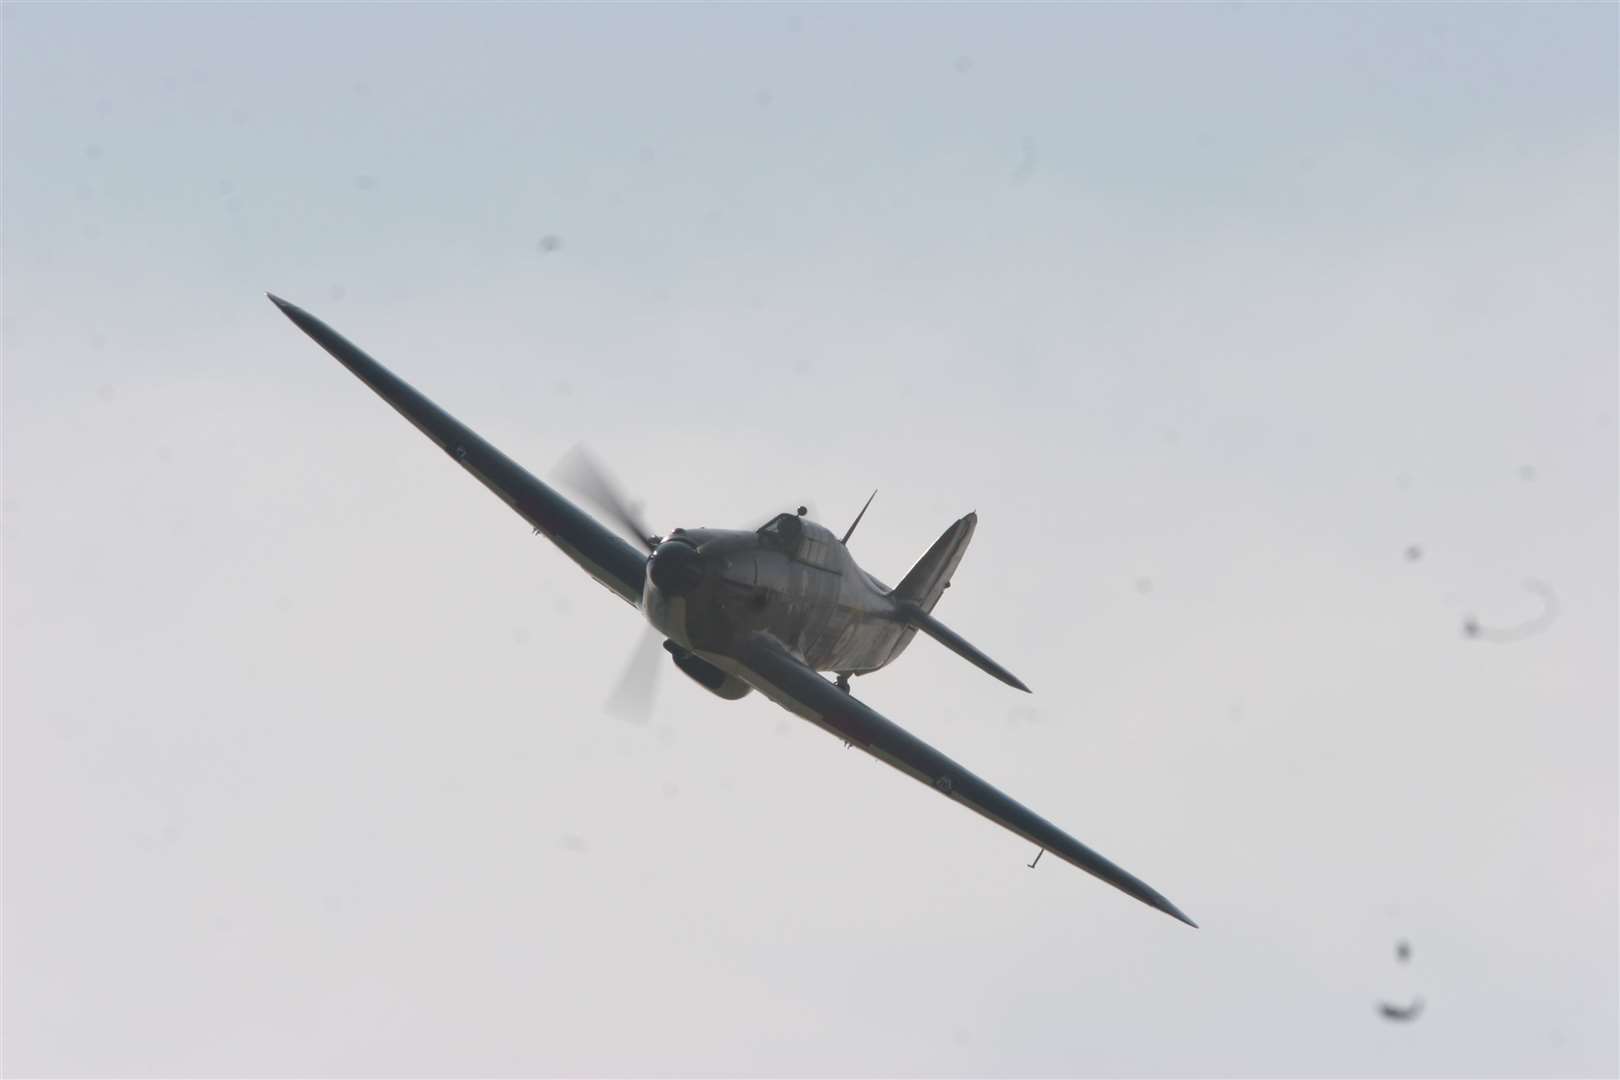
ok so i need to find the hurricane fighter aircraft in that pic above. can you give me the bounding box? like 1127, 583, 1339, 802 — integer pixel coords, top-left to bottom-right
268, 293, 1195, 927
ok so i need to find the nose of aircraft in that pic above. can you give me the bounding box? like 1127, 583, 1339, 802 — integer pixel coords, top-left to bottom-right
648, 540, 705, 597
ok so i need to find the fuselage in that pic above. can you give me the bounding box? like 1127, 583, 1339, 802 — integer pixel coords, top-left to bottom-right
641, 513, 918, 676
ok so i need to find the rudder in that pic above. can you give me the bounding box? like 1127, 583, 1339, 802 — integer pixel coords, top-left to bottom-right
893, 512, 976, 615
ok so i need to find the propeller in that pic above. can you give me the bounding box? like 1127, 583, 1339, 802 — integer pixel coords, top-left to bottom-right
554, 445, 681, 721
605, 626, 665, 724
550, 446, 819, 721
553, 444, 659, 552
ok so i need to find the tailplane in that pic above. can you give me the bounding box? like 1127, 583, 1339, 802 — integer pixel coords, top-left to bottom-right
891, 513, 1030, 693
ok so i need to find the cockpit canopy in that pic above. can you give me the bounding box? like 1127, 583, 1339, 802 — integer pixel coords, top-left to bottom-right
757, 511, 842, 572
757, 512, 804, 552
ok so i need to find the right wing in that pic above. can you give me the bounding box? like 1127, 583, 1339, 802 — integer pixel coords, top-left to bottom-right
268, 294, 647, 607
730, 633, 1195, 926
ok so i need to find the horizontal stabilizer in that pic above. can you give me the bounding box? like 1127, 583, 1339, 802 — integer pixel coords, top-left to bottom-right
902, 606, 1030, 693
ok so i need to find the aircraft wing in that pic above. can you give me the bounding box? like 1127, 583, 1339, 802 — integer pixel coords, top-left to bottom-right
729, 633, 1196, 926
268, 295, 647, 607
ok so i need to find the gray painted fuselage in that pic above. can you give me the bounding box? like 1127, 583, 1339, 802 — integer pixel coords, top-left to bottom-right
643, 516, 918, 678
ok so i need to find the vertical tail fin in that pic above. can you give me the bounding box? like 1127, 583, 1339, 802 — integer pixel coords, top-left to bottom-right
893, 512, 976, 614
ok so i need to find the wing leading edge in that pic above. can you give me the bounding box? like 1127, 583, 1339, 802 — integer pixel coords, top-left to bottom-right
268, 294, 646, 606
730, 634, 1196, 927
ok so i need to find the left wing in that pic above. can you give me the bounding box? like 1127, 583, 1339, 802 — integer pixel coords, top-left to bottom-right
729, 633, 1195, 926
268, 294, 647, 607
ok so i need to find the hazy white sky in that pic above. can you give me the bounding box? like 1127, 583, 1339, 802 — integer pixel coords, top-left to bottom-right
5, 3, 1616, 1076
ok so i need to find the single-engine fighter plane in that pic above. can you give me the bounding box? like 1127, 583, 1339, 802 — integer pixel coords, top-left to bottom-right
268, 293, 1195, 927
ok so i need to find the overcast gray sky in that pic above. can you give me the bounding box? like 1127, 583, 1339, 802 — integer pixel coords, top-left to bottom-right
4, 3, 1616, 1076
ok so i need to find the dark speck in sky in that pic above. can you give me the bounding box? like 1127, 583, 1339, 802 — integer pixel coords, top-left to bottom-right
1379, 997, 1424, 1022
538, 234, 562, 254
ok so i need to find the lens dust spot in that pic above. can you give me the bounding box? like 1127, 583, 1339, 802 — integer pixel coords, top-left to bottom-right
1012, 136, 1036, 184
1462, 579, 1558, 643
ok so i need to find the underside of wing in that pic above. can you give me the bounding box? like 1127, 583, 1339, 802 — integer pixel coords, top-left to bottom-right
268, 295, 646, 606
727, 634, 1196, 927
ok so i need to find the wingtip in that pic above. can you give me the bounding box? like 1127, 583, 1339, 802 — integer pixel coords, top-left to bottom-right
1163, 900, 1199, 928
266, 291, 292, 312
